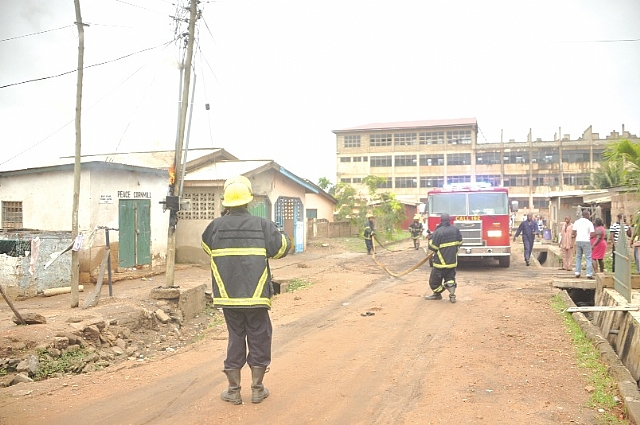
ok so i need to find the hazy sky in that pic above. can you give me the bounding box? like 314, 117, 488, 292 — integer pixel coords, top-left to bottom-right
1, 0, 639, 184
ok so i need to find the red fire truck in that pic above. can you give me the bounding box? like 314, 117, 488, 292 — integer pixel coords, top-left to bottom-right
425, 183, 512, 267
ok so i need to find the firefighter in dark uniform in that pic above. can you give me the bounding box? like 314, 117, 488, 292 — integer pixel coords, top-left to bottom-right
425, 213, 463, 303
364, 213, 375, 255
409, 214, 424, 250
201, 175, 291, 405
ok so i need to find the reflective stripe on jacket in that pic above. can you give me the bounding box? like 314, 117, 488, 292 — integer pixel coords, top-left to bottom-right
428, 222, 463, 268
364, 220, 375, 240
201, 208, 290, 308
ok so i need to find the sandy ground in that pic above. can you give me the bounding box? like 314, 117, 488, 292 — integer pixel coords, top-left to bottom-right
0, 238, 628, 424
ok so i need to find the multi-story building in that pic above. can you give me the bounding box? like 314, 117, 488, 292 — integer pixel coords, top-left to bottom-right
333, 118, 637, 212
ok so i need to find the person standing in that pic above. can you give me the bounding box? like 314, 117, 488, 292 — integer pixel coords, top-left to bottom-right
591, 217, 606, 273
364, 213, 375, 255
424, 213, 463, 303
408, 214, 424, 250
201, 176, 291, 405
559, 216, 575, 271
513, 213, 538, 266
609, 213, 631, 272
572, 209, 595, 279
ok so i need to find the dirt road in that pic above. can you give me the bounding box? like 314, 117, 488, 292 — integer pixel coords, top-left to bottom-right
0, 240, 612, 424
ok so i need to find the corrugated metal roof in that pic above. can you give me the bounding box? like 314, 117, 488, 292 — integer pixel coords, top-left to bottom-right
0, 148, 235, 173
332, 118, 477, 133
184, 160, 272, 182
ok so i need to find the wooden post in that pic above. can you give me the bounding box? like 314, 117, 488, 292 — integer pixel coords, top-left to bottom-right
0, 284, 26, 325
71, 0, 85, 307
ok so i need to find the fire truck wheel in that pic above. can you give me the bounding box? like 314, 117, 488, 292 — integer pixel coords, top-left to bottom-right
498, 256, 510, 268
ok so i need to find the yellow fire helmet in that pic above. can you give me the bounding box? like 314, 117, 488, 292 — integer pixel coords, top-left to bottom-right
223, 175, 251, 191
222, 176, 253, 207
366, 213, 374, 219
414, 214, 421, 220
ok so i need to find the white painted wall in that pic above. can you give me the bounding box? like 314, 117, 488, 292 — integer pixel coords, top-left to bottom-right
0, 163, 170, 275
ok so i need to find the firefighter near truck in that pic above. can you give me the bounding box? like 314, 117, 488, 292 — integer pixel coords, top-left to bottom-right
425, 183, 512, 268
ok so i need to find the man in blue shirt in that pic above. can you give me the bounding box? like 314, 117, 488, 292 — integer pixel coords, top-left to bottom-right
513, 213, 538, 266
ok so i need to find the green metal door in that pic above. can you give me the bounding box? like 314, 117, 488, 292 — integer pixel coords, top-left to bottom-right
248, 196, 270, 219
118, 199, 151, 268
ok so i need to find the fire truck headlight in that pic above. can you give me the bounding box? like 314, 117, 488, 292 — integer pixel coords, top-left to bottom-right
487, 230, 502, 237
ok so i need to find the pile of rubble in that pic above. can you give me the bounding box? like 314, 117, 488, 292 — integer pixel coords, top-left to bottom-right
0, 300, 218, 387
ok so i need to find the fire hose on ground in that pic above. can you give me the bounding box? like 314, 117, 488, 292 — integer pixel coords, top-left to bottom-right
371, 234, 433, 277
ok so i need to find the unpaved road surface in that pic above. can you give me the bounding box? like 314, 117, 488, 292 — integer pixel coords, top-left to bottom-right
0, 240, 616, 424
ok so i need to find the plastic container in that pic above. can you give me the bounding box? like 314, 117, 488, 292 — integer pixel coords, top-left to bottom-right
543, 229, 551, 240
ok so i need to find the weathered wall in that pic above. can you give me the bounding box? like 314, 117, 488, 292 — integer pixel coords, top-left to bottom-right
593, 276, 640, 383
0, 232, 72, 300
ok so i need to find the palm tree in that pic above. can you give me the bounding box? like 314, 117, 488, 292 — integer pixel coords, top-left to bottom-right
603, 139, 640, 187
593, 160, 624, 188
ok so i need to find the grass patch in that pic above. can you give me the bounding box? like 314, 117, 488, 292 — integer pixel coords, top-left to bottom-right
551, 295, 629, 424
34, 348, 93, 380
286, 278, 312, 293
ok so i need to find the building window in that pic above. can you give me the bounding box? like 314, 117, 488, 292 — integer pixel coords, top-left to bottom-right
420, 177, 444, 188
351, 156, 368, 162
419, 154, 444, 166
531, 149, 559, 163
306, 209, 318, 219
178, 192, 216, 220
340, 157, 351, 162
476, 152, 501, 165
340, 178, 352, 183
532, 175, 559, 186
447, 130, 471, 145
344, 135, 361, 148
476, 175, 501, 187
503, 151, 529, 164
447, 153, 471, 165
370, 133, 393, 147
448, 175, 471, 184
1, 201, 23, 229
394, 133, 417, 146
593, 149, 604, 162
511, 197, 530, 210
370, 155, 392, 167
503, 175, 530, 187
533, 198, 547, 208
419, 131, 444, 145
562, 150, 590, 163
352, 177, 362, 183
376, 178, 393, 189
563, 173, 591, 186
395, 155, 417, 167
395, 177, 417, 188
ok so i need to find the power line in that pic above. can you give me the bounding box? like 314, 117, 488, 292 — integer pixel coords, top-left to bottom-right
1, 42, 174, 167
0, 40, 174, 90
0, 25, 74, 43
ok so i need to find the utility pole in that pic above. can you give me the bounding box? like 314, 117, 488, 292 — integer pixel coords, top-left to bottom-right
71, 0, 86, 307
164, 0, 198, 287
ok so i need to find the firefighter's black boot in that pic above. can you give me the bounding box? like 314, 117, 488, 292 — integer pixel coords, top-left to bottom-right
250, 366, 269, 403
222, 369, 242, 405
424, 293, 442, 300
445, 281, 457, 303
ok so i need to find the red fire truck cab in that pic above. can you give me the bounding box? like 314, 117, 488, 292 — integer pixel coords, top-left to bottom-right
426, 183, 511, 267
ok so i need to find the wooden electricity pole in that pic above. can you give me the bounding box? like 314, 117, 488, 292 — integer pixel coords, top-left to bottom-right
71, 0, 85, 307
164, 0, 198, 287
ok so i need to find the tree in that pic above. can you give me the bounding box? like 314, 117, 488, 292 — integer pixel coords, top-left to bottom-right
593, 160, 624, 189
603, 139, 640, 187
317, 177, 335, 195
333, 182, 365, 224
360, 176, 406, 236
